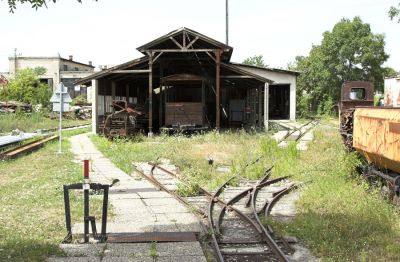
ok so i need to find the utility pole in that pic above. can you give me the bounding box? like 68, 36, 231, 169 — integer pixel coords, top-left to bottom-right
226, 0, 229, 45
14, 48, 18, 76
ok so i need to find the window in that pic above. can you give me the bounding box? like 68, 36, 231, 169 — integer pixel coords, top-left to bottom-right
63, 65, 68, 71
349, 88, 366, 100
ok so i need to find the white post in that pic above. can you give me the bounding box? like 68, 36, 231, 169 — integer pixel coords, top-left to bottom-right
58, 83, 64, 154
264, 82, 269, 131
91, 79, 99, 134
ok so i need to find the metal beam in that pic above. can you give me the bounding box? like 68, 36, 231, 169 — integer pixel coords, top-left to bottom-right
221, 75, 254, 79
110, 70, 150, 74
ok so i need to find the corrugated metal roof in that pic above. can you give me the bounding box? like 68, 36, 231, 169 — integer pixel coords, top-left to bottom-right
230, 62, 300, 76
74, 56, 149, 85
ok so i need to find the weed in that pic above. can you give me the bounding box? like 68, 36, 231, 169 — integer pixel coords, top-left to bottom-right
149, 242, 158, 258
0, 112, 90, 133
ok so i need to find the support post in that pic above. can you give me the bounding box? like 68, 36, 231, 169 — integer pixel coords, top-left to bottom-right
148, 53, 154, 136
83, 160, 90, 243
226, 0, 229, 45
264, 82, 269, 131
101, 185, 109, 240
159, 64, 164, 128
258, 87, 262, 128
58, 83, 63, 154
125, 84, 129, 102
63, 185, 72, 238
91, 79, 99, 134
215, 50, 221, 129
111, 82, 116, 101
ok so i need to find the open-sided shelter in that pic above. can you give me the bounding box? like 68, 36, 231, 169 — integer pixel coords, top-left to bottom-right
75, 27, 299, 135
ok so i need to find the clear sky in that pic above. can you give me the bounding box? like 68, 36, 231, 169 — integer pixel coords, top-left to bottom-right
0, 0, 399, 72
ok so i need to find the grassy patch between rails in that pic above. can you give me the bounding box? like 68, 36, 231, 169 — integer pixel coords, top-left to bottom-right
91, 130, 300, 191
91, 120, 400, 261
0, 129, 102, 262
0, 112, 90, 133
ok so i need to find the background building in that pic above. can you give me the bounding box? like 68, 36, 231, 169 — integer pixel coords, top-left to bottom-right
76, 28, 298, 134
8, 55, 95, 98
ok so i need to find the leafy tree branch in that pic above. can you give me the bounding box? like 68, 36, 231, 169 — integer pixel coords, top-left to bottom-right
4, 0, 96, 13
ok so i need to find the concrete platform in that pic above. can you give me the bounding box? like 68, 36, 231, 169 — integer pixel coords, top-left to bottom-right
49, 133, 206, 261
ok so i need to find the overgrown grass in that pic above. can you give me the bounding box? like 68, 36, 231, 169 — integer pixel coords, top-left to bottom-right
0, 129, 101, 261
91, 130, 298, 191
91, 121, 400, 261
268, 125, 400, 261
0, 112, 90, 133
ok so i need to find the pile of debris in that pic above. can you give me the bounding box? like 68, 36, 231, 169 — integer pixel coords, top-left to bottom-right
0, 101, 32, 113
71, 105, 92, 120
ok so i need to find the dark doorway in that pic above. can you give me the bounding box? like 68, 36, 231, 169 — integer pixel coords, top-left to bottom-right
269, 84, 290, 119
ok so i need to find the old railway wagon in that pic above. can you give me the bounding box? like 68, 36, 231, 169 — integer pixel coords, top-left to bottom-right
340, 81, 400, 200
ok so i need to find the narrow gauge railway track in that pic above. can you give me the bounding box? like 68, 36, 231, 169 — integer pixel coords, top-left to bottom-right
133, 162, 298, 262
277, 118, 320, 145
0, 135, 58, 160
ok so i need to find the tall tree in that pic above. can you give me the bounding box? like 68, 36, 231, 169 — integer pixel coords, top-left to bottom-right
292, 17, 389, 113
243, 55, 267, 68
5, 0, 96, 12
389, 2, 400, 22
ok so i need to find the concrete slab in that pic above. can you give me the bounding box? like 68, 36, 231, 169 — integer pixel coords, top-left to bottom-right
47, 257, 100, 262
156, 256, 207, 262
102, 257, 153, 262
104, 243, 150, 258
59, 244, 104, 257
156, 242, 204, 257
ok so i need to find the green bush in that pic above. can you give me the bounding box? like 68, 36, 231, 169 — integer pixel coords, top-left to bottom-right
72, 95, 87, 105
0, 67, 51, 107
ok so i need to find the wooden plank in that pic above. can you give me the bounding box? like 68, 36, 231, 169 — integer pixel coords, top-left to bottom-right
165, 102, 203, 126
186, 36, 199, 49
169, 36, 183, 49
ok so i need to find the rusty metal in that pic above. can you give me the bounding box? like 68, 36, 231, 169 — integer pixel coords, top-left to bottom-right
215, 175, 288, 235
340, 81, 374, 112
133, 164, 207, 218
251, 177, 290, 261
0, 135, 58, 160
102, 100, 144, 138
147, 162, 292, 262
265, 184, 298, 218
208, 178, 231, 262
208, 175, 291, 262
107, 232, 197, 243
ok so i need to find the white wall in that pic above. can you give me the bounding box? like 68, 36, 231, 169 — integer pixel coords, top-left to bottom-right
384, 77, 400, 107
233, 65, 297, 120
